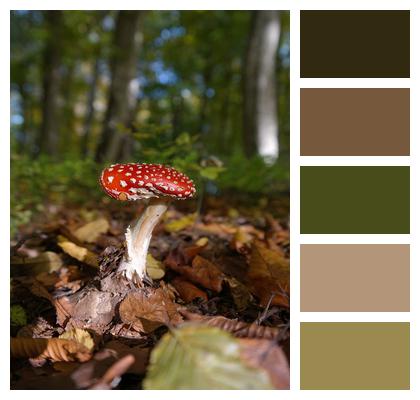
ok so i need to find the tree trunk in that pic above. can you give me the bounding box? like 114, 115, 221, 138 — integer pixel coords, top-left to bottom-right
95, 11, 143, 163
243, 11, 281, 160
38, 10, 63, 157
81, 58, 100, 158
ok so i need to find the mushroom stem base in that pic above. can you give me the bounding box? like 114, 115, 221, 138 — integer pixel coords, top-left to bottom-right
117, 199, 168, 281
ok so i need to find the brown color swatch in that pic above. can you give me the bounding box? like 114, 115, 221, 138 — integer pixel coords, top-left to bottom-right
301, 322, 410, 390
300, 10, 410, 78
300, 244, 410, 312
300, 89, 410, 156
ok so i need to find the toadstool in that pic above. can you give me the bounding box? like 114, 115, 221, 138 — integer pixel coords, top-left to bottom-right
100, 163, 196, 283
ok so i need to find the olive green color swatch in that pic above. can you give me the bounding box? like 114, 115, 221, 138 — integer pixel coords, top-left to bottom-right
300, 89, 410, 156
300, 166, 410, 234
300, 10, 410, 78
300, 322, 410, 390
300, 244, 410, 312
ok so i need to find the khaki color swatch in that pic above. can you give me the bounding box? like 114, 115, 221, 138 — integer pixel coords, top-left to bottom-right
301, 322, 410, 390
300, 244, 410, 312
300, 89, 410, 156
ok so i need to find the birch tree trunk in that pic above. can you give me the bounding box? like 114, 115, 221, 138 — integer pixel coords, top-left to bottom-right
243, 11, 281, 161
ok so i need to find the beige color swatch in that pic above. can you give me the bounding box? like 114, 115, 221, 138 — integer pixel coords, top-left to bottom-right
301, 322, 410, 389
301, 244, 410, 312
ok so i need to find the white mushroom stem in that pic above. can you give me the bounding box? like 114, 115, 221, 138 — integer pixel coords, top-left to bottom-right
118, 198, 168, 281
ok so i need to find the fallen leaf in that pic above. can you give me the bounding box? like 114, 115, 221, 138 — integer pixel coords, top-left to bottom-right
59, 328, 95, 351
105, 341, 150, 375
119, 288, 183, 334
226, 277, 254, 312
166, 254, 224, 292
164, 212, 197, 232
239, 338, 289, 389
11, 251, 63, 274
247, 241, 289, 307
73, 218, 110, 243
146, 253, 165, 280
143, 324, 273, 389
11, 337, 92, 362
57, 240, 98, 267
195, 237, 209, 247
231, 226, 254, 253
171, 277, 208, 303
180, 310, 286, 341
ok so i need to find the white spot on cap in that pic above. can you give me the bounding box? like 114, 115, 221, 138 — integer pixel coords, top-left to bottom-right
108, 168, 114, 172
120, 180, 127, 187
125, 172, 131, 176
107, 176, 114, 183
118, 169, 123, 172
138, 180, 144, 185
130, 178, 136, 183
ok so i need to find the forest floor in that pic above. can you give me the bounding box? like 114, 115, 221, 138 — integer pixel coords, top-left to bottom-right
10, 194, 290, 389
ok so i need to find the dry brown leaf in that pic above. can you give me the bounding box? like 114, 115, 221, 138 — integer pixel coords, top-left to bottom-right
11, 251, 63, 274
119, 288, 183, 333
73, 218, 110, 243
171, 277, 208, 303
166, 255, 224, 292
226, 276, 254, 312
105, 341, 150, 375
58, 240, 98, 267
179, 310, 286, 341
247, 241, 289, 308
11, 337, 92, 362
239, 338, 290, 389
195, 221, 237, 238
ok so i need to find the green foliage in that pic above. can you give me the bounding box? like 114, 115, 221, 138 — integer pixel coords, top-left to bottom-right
11, 154, 101, 236
143, 324, 273, 389
218, 151, 289, 194
11, 305, 27, 327
133, 126, 224, 185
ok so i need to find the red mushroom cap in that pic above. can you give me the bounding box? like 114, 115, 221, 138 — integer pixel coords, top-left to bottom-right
100, 163, 196, 201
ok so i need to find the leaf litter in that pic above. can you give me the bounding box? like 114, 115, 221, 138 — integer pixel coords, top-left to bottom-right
10, 199, 289, 389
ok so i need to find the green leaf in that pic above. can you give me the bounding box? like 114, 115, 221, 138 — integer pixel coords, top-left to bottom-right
199, 166, 225, 181
11, 305, 27, 327
143, 324, 273, 389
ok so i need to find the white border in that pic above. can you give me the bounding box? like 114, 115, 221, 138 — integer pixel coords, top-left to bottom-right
2, 0, 420, 399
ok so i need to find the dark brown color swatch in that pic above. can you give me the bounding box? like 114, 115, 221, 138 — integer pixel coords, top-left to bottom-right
300, 244, 410, 312
300, 166, 410, 234
301, 322, 410, 389
300, 89, 410, 156
300, 10, 410, 78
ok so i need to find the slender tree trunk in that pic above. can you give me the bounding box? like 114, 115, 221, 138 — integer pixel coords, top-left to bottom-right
81, 58, 100, 158
243, 11, 281, 160
95, 11, 143, 163
38, 10, 63, 157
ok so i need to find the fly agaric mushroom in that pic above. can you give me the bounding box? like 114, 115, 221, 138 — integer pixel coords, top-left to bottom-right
100, 163, 196, 283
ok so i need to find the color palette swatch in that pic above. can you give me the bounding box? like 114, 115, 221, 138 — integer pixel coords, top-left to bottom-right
300, 323, 410, 389
300, 244, 410, 312
300, 10, 410, 78
300, 89, 410, 156
299, 9, 411, 391
300, 166, 410, 234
